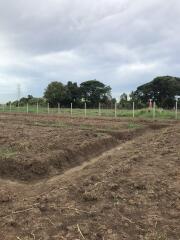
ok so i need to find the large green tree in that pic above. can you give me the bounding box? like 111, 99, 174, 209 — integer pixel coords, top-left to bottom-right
133, 76, 180, 108
80, 80, 111, 107
44, 81, 66, 107
118, 93, 130, 109
65, 81, 81, 106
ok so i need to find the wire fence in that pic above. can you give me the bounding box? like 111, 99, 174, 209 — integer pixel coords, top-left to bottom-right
0, 102, 179, 120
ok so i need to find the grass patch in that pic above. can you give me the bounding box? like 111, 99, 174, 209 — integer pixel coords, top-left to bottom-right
127, 122, 141, 129
0, 105, 179, 120
0, 147, 17, 158
30, 120, 71, 128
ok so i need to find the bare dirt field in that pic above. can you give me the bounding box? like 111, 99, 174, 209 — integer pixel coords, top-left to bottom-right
0, 113, 179, 240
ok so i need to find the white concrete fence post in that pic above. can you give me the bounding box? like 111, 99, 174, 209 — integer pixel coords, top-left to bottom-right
58, 103, 60, 114
48, 103, 50, 114
153, 101, 156, 120
71, 103, 73, 116
115, 102, 117, 118
37, 102, 39, 114
175, 100, 178, 120
99, 103, 101, 116
18, 102, 20, 112
133, 102, 135, 118
27, 103, 29, 114
85, 102, 87, 117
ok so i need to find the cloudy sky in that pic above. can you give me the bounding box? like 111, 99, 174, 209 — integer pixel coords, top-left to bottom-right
0, 0, 180, 102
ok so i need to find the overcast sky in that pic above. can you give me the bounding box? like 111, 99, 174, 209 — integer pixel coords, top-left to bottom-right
0, 0, 180, 102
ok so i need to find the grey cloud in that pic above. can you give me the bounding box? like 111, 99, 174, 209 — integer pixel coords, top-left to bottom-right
0, 0, 180, 102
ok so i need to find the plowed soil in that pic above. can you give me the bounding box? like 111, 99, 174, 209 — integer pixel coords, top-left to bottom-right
0, 113, 179, 240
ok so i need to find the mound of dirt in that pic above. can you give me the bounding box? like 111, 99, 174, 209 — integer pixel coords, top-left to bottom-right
0, 128, 145, 181
0, 113, 162, 181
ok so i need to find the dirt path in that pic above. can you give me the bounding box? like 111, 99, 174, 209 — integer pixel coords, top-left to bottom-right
0, 123, 179, 240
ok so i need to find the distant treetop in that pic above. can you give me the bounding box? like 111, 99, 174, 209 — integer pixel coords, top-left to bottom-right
132, 76, 180, 108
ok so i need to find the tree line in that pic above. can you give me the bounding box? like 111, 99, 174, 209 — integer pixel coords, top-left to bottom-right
7, 76, 180, 109
128, 76, 180, 109
8, 80, 115, 108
